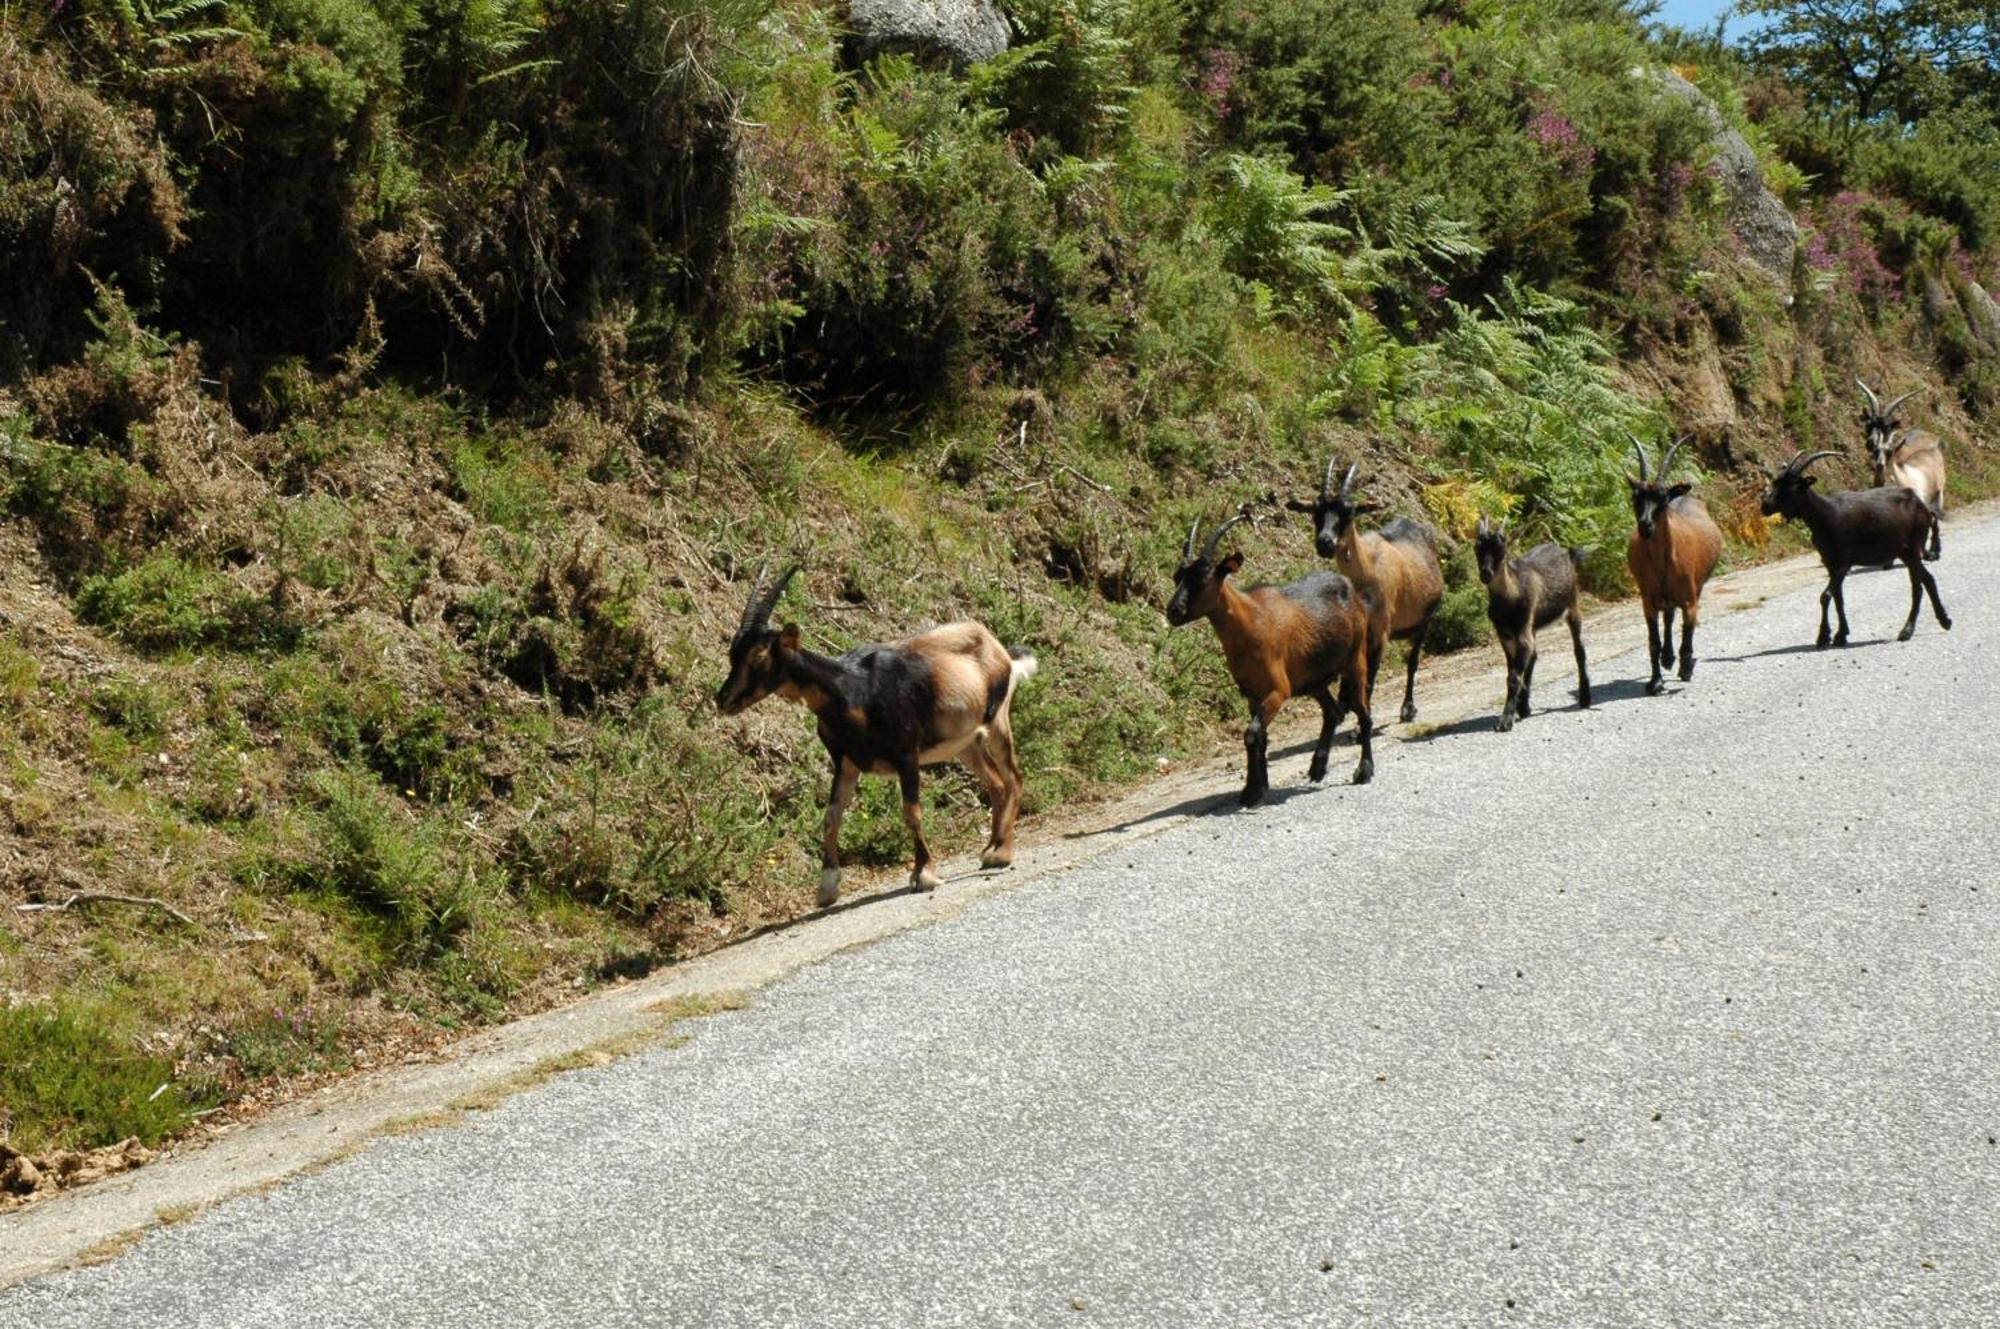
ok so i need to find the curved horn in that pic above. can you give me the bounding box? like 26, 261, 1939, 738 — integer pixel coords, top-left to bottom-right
1321, 455, 1339, 502
1788, 450, 1839, 476
1855, 378, 1881, 413
1339, 462, 1359, 499
1657, 434, 1688, 480
1626, 432, 1650, 481
1881, 389, 1917, 416
1199, 512, 1250, 562
1183, 518, 1201, 561
743, 564, 798, 635
737, 562, 771, 634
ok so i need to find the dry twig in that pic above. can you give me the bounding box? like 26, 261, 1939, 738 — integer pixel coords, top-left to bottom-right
15, 892, 199, 929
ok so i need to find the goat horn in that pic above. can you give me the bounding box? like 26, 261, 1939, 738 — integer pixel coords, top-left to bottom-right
737, 562, 771, 634
1627, 432, 1650, 481
1789, 450, 1839, 476
745, 564, 798, 634
1321, 455, 1339, 502
1199, 512, 1250, 562
1658, 434, 1688, 480
1339, 462, 1359, 499
1184, 518, 1201, 561
1855, 378, 1880, 412
1881, 389, 1917, 416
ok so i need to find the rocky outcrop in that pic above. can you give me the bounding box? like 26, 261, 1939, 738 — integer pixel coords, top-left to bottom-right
846, 0, 1011, 69
1645, 69, 1800, 284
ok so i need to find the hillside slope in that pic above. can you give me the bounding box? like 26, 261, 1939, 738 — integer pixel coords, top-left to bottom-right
2, 0, 1994, 1181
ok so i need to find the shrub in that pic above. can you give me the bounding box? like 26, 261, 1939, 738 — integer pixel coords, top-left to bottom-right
0, 1002, 209, 1153
75, 555, 277, 653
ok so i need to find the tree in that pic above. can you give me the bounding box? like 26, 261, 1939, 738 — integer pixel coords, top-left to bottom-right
1736, 0, 1992, 130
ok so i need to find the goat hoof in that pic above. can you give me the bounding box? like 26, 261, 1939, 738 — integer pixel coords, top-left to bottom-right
1240, 786, 1267, 808
1496, 715, 1514, 733
1940, 615, 1953, 631
1678, 660, 1694, 682
979, 847, 1013, 870
1834, 633, 1849, 647
816, 869, 842, 908
1646, 678, 1666, 697
1576, 692, 1591, 709
1400, 702, 1417, 724
1307, 763, 1328, 784
911, 868, 942, 892
1815, 636, 1831, 649
1352, 760, 1373, 786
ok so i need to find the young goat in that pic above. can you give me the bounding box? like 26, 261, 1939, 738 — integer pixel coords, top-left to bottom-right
715, 567, 1038, 906
1624, 434, 1722, 695
1473, 518, 1591, 732
1759, 450, 1950, 647
1856, 379, 1946, 560
1286, 458, 1445, 723
1166, 514, 1375, 805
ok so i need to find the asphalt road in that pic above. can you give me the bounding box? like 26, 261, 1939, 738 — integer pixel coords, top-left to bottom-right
6, 520, 1998, 1328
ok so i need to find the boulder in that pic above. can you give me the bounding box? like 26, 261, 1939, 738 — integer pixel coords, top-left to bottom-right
846, 0, 1011, 69
1644, 69, 1800, 284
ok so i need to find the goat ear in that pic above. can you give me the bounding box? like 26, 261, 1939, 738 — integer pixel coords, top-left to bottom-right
1356, 499, 1386, 514
1668, 482, 1692, 498
778, 623, 801, 652
1284, 498, 1317, 514
1216, 552, 1244, 579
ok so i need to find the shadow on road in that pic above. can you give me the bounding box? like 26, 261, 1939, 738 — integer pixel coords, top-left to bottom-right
1074, 776, 1336, 835
1707, 637, 1891, 664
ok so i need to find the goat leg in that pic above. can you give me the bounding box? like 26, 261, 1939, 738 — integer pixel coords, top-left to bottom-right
1307, 690, 1338, 783
818, 756, 861, 906
1677, 606, 1697, 682
1517, 636, 1539, 716
1400, 615, 1430, 724
1345, 669, 1375, 785
1644, 600, 1666, 696
1241, 693, 1279, 807
1497, 639, 1521, 733
1568, 610, 1590, 708
1816, 584, 1835, 648
899, 761, 941, 891
1657, 606, 1676, 670
1829, 571, 1851, 646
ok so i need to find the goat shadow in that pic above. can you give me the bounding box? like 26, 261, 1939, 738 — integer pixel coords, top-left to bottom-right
1398, 678, 1643, 742
1707, 636, 1892, 665
1078, 776, 1334, 835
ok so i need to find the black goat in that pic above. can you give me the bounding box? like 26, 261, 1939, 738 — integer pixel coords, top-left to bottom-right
1759, 450, 1950, 647
1473, 518, 1591, 732
716, 567, 1038, 905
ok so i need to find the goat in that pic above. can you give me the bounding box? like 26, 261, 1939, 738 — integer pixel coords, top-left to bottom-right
1624, 434, 1723, 695
1856, 379, 1946, 560
715, 566, 1038, 906
1759, 450, 1950, 647
1287, 458, 1445, 723
1166, 513, 1375, 805
1473, 518, 1591, 732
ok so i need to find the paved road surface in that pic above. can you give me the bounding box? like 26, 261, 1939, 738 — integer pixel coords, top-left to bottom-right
5, 521, 1997, 1327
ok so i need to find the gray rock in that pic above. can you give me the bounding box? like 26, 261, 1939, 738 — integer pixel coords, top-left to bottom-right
846, 0, 1011, 69
1644, 68, 1800, 283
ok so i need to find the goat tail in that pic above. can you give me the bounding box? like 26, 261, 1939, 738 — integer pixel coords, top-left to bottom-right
1007, 645, 1040, 685
1567, 544, 1596, 569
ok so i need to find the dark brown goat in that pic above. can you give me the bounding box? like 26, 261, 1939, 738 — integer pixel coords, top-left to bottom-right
1474, 518, 1591, 732
1759, 450, 1950, 647
716, 567, 1037, 905
1624, 434, 1723, 695
1166, 514, 1375, 805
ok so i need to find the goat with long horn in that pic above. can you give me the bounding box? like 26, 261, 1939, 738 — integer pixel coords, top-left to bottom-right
1855, 378, 1946, 560
1287, 454, 1445, 725
1760, 449, 1950, 647
1167, 509, 1377, 804
716, 565, 1038, 905
1624, 433, 1722, 695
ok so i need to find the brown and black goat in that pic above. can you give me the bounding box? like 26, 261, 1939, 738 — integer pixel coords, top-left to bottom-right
1624, 434, 1722, 695
1286, 458, 1445, 724
1166, 514, 1375, 805
1856, 379, 1946, 560
1759, 451, 1950, 647
716, 567, 1038, 906
1473, 518, 1591, 732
